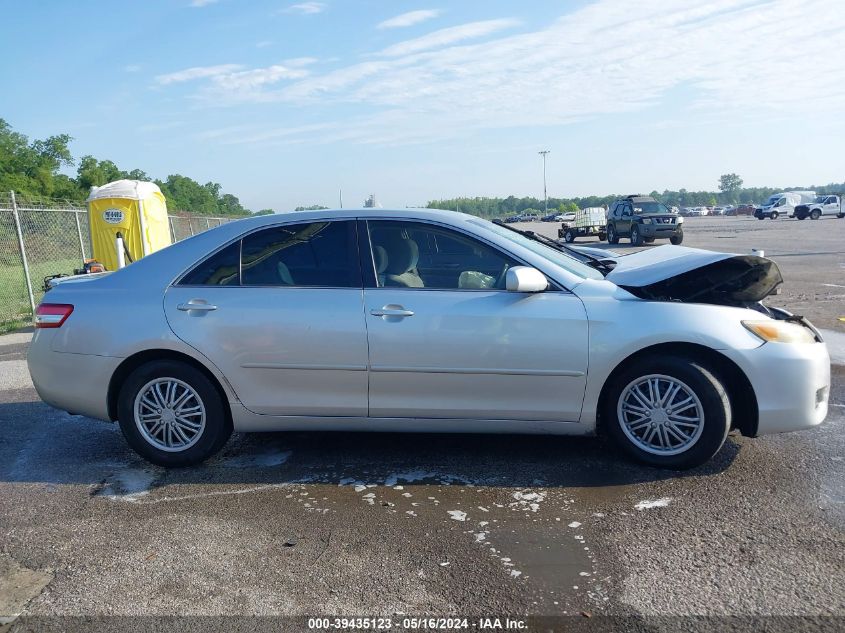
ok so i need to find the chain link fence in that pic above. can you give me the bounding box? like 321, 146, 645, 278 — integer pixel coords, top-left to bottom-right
0, 191, 243, 332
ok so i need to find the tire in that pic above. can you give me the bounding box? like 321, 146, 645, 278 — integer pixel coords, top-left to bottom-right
838, 213, 844, 219
770, 211, 779, 220
607, 224, 619, 244
117, 360, 232, 467
797, 214, 806, 220
670, 230, 684, 245
602, 355, 731, 469
598, 232, 607, 241
810, 209, 821, 220
630, 225, 643, 246
756, 215, 765, 221
563, 230, 575, 243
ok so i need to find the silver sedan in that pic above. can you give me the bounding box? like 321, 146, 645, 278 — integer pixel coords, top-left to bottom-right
27, 208, 830, 469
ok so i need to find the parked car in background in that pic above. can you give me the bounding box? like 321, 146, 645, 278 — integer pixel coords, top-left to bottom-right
28, 207, 830, 470
557, 211, 576, 223
755, 191, 816, 219
712, 206, 727, 215
541, 213, 559, 222
606, 195, 684, 245
794, 194, 843, 220
727, 204, 756, 216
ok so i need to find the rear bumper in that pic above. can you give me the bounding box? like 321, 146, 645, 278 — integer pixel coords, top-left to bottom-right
27, 330, 118, 422
722, 341, 830, 435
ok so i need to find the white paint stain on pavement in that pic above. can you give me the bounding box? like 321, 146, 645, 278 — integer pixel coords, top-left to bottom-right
635, 497, 672, 510
447, 510, 467, 521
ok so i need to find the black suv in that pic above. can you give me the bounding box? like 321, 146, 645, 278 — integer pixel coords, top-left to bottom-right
606, 195, 683, 245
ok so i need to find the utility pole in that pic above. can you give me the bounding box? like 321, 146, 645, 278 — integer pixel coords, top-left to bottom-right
538, 150, 550, 214
339, 189, 343, 209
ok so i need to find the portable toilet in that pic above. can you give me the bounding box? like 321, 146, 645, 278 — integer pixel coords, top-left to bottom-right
86, 180, 171, 270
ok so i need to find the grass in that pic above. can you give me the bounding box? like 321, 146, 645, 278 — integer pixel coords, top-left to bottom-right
0, 257, 81, 332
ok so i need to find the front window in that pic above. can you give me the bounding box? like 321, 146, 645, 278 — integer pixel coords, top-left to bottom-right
470, 219, 604, 280
367, 220, 520, 290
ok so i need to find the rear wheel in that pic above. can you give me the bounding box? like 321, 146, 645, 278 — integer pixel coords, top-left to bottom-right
630, 225, 643, 246
598, 232, 607, 241
117, 360, 232, 467
563, 229, 575, 243
810, 209, 821, 220
603, 355, 731, 469
607, 224, 619, 244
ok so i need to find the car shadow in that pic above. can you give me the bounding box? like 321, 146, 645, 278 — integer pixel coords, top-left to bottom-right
0, 400, 741, 494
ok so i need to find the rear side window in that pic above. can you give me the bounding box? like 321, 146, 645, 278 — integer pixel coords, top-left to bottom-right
180, 242, 240, 286
241, 221, 359, 287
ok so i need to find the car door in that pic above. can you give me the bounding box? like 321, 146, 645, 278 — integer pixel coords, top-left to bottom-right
361, 219, 589, 422
617, 203, 633, 234
164, 219, 369, 417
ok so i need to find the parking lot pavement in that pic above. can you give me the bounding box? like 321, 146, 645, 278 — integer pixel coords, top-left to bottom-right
1, 216, 844, 629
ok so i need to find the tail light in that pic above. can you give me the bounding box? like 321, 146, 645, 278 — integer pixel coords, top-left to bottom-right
35, 303, 74, 328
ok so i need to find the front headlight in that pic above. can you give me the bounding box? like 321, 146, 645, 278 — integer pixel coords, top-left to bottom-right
742, 320, 816, 344
641, 218, 653, 224
676, 215, 684, 223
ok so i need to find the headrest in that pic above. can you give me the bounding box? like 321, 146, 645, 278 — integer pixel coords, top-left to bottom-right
381, 236, 419, 275
373, 245, 388, 274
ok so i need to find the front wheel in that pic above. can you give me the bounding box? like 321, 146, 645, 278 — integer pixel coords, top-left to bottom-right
563, 229, 575, 243
117, 360, 232, 467
630, 225, 643, 246
603, 356, 731, 469
810, 209, 821, 220
607, 224, 619, 244
598, 232, 607, 241
770, 211, 779, 220
670, 230, 684, 245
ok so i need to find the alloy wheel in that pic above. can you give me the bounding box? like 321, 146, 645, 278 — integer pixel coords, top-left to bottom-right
617, 374, 704, 456
133, 377, 207, 452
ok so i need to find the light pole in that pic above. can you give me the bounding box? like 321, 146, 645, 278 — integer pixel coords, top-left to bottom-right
538, 150, 550, 214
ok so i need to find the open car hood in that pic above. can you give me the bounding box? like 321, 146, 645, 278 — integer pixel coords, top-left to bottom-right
604, 245, 783, 304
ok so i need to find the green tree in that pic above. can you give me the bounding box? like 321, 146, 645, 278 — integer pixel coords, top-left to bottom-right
718, 173, 743, 195
0, 118, 74, 197
76, 156, 122, 191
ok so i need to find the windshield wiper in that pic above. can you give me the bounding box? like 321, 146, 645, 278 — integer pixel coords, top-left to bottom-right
491, 219, 615, 274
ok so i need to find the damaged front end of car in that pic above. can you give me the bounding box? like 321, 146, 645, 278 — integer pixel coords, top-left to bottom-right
604, 246, 821, 337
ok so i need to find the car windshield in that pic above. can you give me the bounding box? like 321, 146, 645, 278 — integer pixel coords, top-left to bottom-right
469, 219, 604, 280
631, 201, 670, 214
815, 196, 827, 203
765, 196, 781, 205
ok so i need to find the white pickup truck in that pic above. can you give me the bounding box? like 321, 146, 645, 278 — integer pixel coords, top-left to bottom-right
793, 194, 844, 220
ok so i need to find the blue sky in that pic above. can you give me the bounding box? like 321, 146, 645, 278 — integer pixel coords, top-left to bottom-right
2, 0, 843, 211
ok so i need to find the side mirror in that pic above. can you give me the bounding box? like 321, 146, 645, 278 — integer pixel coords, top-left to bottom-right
506, 266, 548, 292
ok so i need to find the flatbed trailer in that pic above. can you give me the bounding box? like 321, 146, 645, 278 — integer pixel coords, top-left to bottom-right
557, 207, 607, 243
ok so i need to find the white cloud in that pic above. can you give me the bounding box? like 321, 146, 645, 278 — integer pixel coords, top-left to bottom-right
124, 64, 141, 73
211, 65, 309, 92
283, 2, 325, 14
155, 64, 243, 85
377, 9, 440, 30
378, 18, 520, 57
190, 0, 217, 6
164, 0, 845, 148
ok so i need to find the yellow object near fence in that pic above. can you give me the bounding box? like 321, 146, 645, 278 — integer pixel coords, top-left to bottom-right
86, 180, 171, 270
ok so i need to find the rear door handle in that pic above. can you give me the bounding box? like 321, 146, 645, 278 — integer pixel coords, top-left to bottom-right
370, 305, 414, 318
177, 301, 218, 312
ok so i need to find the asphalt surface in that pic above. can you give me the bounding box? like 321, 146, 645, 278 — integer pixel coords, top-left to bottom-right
0, 216, 844, 631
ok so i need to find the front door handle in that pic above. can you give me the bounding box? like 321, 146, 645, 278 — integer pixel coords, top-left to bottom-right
177, 301, 218, 312
370, 305, 414, 318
